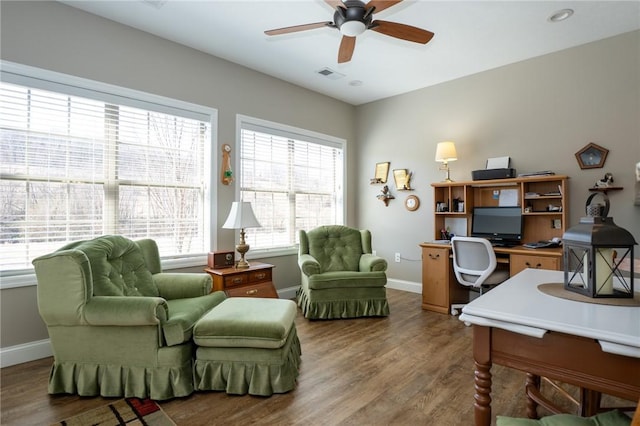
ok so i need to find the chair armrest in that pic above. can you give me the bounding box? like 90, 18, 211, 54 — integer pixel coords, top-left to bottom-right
359, 254, 388, 272
154, 273, 212, 299
298, 254, 321, 276
83, 296, 168, 325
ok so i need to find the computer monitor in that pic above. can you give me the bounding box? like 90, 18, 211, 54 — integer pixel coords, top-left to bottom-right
471, 206, 523, 246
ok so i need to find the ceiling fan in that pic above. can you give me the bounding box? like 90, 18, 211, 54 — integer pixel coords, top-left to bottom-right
264, 0, 434, 63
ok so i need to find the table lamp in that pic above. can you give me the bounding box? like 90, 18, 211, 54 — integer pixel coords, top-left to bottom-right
222, 201, 261, 269
435, 141, 457, 182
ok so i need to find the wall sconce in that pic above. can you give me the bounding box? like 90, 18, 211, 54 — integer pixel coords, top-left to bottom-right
562, 194, 636, 298
435, 141, 458, 182
222, 201, 261, 269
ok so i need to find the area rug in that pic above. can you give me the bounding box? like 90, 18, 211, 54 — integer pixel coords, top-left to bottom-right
52, 397, 176, 426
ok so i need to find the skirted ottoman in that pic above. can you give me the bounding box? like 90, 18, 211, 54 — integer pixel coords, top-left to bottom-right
193, 297, 301, 396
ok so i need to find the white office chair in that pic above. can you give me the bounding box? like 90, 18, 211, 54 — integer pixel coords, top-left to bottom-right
449, 236, 510, 316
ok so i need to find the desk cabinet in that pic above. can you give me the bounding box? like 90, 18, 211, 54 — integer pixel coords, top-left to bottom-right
421, 245, 469, 314
204, 262, 278, 298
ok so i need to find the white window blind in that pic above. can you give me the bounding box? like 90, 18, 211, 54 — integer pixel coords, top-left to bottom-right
1, 73, 212, 274
238, 117, 344, 251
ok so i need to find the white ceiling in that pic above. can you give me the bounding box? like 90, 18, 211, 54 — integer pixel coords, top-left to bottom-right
61, 0, 640, 105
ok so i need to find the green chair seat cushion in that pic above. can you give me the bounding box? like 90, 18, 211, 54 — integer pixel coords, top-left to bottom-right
194, 298, 297, 349
496, 410, 631, 426
306, 271, 387, 290
162, 291, 226, 346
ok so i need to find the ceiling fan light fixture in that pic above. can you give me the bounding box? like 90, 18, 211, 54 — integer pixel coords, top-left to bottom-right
340, 20, 367, 37
548, 9, 574, 23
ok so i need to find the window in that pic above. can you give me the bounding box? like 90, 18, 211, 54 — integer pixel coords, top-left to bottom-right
1, 63, 215, 277
238, 116, 345, 253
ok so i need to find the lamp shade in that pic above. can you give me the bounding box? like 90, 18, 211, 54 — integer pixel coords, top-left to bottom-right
222, 201, 261, 230
435, 141, 458, 163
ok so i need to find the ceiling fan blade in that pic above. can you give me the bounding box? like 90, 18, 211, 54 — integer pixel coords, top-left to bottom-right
325, 0, 345, 10
365, 0, 403, 14
338, 36, 356, 63
370, 20, 434, 44
265, 22, 333, 36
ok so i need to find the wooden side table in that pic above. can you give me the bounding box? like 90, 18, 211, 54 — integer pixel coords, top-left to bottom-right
204, 262, 278, 299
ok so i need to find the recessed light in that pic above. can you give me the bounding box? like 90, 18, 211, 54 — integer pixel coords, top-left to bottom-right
349, 80, 363, 87
548, 9, 574, 23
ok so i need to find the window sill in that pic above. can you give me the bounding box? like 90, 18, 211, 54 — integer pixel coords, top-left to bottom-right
0, 254, 209, 290
0, 249, 299, 290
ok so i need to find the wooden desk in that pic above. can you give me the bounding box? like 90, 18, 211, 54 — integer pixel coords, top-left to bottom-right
459, 269, 640, 425
419, 242, 562, 314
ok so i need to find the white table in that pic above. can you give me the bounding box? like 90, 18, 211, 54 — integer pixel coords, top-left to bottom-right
459, 268, 640, 425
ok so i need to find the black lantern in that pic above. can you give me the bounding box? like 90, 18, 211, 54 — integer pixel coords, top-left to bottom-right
563, 193, 637, 298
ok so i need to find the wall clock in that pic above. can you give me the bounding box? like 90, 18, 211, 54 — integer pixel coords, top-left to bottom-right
405, 195, 420, 211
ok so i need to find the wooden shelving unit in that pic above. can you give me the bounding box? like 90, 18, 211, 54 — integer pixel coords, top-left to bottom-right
431, 175, 569, 242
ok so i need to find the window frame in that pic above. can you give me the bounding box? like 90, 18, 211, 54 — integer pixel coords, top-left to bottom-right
235, 115, 346, 258
0, 61, 218, 289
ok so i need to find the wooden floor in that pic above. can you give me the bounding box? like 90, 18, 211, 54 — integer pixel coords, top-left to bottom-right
0, 289, 633, 425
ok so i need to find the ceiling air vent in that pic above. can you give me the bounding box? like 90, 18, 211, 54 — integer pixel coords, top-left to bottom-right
316, 68, 345, 80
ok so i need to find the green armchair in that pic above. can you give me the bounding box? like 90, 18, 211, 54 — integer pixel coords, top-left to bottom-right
32, 235, 226, 400
297, 225, 389, 319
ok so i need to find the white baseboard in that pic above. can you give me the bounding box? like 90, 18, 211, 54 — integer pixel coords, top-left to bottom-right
1, 339, 52, 368
277, 285, 299, 300
386, 278, 422, 294
1, 283, 417, 368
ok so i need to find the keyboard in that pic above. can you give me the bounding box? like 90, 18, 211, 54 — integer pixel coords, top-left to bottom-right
523, 241, 560, 249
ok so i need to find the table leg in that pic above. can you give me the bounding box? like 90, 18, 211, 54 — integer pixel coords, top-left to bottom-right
579, 388, 601, 417
473, 326, 492, 426
525, 373, 541, 418
474, 360, 492, 426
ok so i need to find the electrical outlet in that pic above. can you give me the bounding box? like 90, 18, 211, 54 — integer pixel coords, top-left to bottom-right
372, 250, 377, 256
395, 253, 401, 263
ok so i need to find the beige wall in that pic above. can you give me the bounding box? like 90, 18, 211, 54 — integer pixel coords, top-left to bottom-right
1, 1, 638, 359
356, 30, 640, 282
0, 1, 356, 349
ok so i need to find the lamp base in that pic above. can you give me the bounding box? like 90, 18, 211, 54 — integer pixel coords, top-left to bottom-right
235, 256, 250, 269
235, 229, 251, 269
439, 163, 453, 182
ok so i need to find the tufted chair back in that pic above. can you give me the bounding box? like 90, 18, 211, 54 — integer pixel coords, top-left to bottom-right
299, 225, 372, 273
59, 235, 159, 297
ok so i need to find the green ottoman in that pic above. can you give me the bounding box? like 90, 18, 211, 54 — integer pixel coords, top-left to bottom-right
193, 297, 301, 396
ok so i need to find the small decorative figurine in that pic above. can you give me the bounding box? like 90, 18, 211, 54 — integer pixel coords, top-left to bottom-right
377, 185, 395, 206
595, 172, 614, 188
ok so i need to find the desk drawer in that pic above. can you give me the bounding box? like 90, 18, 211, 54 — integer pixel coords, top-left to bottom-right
225, 282, 278, 298
223, 274, 248, 288
222, 268, 272, 288
510, 254, 560, 276
249, 269, 272, 284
